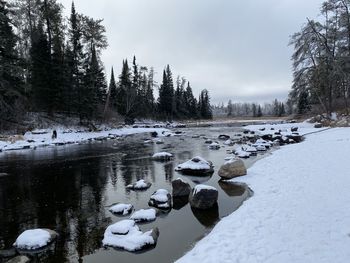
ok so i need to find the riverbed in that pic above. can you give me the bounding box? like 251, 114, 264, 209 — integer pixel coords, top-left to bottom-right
0, 125, 271, 263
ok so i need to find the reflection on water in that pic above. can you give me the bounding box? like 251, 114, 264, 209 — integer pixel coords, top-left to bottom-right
0, 127, 262, 263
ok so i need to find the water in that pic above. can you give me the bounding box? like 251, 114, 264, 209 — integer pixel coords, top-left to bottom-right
0, 126, 269, 263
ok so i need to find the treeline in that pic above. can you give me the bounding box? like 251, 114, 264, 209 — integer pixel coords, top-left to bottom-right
289, 0, 350, 115
213, 99, 288, 118
0, 0, 212, 129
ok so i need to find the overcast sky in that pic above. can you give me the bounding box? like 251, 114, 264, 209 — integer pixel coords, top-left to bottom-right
60, 0, 323, 104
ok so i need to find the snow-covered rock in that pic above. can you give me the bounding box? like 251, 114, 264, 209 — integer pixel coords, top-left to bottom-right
172, 178, 191, 197
148, 189, 172, 209
189, 185, 218, 209
208, 142, 220, 150
218, 159, 247, 179
6, 256, 30, 263
224, 139, 234, 146
102, 220, 159, 251
218, 135, 230, 140
175, 156, 214, 175
130, 209, 157, 222
234, 148, 250, 158
109, 203, 133, 216
152, 152, 173, 161
13, 229, 58, 250
126, 179, 152, 191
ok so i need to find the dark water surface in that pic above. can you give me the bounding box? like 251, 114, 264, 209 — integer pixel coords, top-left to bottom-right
0, 126, 269, 263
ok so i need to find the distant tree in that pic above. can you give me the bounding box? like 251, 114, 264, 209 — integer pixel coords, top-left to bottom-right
158, 65, 175, 119
257, 105, 263, 117
252, 103, 257, 117
199, 89, 212, 119
107, 67, 117, 110
227, 99, 233, 116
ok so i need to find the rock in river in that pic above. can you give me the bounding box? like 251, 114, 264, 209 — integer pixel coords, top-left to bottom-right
175, 156, 214, 175
218, 159, 247, 179
13, 229, 58, 250
126, 179, 152, 191
189, 184, 218, 209
102, 220, 159, 252
148, 189, 172, 209
172, 178, 191, 197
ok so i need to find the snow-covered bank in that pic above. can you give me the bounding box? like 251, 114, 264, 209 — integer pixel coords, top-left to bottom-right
177, 128, 350, 263
0, 127, 169, 153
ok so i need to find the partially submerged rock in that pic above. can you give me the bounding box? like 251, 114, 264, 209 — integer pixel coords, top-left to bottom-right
102, 220, 159, 251
109, 203, 134, 216
13, 229, 58, 250
218, 159, 247, 179
208, 142, 220, 150
152, 152, 173, 161
126, 179, 152, 191
148, 189, 172, 209
218, 134, 230, 140
130, 208, 157, 223
189, 184, 218, 209
175, 156, 214, 175
172, 178, 191, 197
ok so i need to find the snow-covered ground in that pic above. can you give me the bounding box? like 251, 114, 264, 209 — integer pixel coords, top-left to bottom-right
0, 127, 169, 152
177, 127, 350, 263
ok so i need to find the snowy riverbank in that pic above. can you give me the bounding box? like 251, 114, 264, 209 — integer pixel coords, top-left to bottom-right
177, 127, 350, 263
0, 127, 169, 152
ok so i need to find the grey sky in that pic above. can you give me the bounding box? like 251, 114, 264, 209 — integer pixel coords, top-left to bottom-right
60, 0, 323, 104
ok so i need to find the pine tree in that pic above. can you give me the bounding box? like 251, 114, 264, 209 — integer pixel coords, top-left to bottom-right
297, 90, 311, 114
30, 22, 51, 111
198, 89, 212, 119
0, 0, 25, 125
227, 99, 233, 116
158, 65, 175, 119
257, 105, 263, 117
108, 67, 117, 110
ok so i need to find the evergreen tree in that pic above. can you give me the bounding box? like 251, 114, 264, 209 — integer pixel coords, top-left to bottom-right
30, 22, 51, 111
198, 89, 212, 119
257, 105, 263, 117
158, 65, 175, 119
0, 0, 25, 125
227, 99, 233, 116
297, 90, 311, 114
252, 103, 257, 117
108, 67, 117, 110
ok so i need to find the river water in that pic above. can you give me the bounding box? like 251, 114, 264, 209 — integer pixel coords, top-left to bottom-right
0, 125, 270, 263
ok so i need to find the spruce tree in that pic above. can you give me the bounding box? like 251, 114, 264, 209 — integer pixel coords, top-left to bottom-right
158, 65, 175, 119
0, 0, 25, 125
297, 90, 311, 114
108, 67, 117, 110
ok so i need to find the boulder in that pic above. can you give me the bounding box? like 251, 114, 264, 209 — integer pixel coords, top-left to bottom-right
189, 185, 218, 209
148, 189, 172, 209
152, 152, 173, 161
102, 220, 159, 251
13, 229, 58, 250
314, 123, 322, 128
172, 178, 191, 197
126, 179, 152, 191
218, 134, 230, 140
175, 156, 214, 175
218, 159, 247, 179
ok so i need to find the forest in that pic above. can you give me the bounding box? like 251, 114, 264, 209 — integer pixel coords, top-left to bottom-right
0, 0, 212, 130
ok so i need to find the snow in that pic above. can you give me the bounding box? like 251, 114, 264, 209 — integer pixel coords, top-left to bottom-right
193, 184, 217, 195
126, 179, 151, 190
109, 203, 133, 215
109, 219, 136, 235
130, 209, 157, 222
244, 121, 328, 137
208, 142, 220, 149
13, 229, 52, 250
175, 156, 212, 171
152, 152, 173, 159
235, 148, 250, 158
150, 189, 169, 203
102, 220, 156, 251
177, 128, 350, 263
0, 127, 169, 153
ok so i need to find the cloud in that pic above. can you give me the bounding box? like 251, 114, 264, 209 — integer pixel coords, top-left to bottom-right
61, 0, 323, 104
